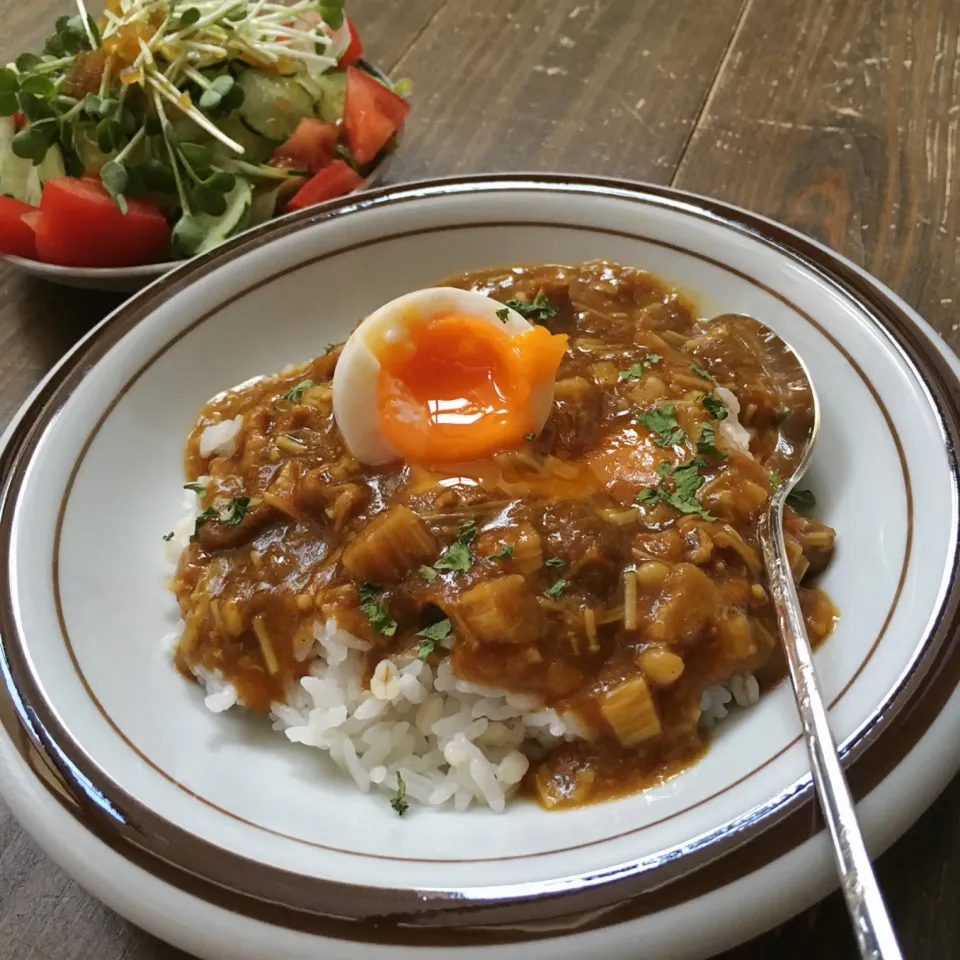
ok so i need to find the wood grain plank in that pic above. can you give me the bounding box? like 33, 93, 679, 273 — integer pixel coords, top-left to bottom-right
673, 0, 960, 957
0, 0, 76, 62
385, 0, 748, 182
673, 0, 960, 348
328, 0, 452, 72
0, 808, 191, 960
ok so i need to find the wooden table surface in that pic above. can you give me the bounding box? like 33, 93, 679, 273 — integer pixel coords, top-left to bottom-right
1, 0, 958, 957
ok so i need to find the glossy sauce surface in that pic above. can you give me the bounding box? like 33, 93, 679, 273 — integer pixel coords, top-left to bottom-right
172, 261, 837, 809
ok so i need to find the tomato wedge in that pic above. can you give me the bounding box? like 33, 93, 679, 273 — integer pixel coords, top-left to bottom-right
343, 66, 410, 165
272, 118, 338, 173
285, 160, 363, 211
28, 177, 169, 267
340, 17, 363, 66
0, 196, 38, 258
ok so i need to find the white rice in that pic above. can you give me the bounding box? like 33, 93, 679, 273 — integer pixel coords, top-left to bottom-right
175, 612, 759, 810
699, 673, 760, 726
169, 399, 760, 812
715, 386, 754, 454
198, 417, 243, 459
195, 664, 241, 713
274, 619, 574, 812
164, 479, 207, 563
170, 614, 568, 812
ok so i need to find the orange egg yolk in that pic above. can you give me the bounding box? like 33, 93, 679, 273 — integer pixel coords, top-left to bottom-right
375, 312, 568, 463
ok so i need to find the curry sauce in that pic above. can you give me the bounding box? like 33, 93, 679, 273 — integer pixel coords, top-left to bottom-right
172, 261, 837, 810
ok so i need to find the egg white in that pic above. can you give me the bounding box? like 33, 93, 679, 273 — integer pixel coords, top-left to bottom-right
333, 287, 556, 465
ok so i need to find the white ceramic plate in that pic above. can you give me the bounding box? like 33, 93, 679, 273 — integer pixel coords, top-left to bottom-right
2, 175, 960, 960
1, 61, 396, 293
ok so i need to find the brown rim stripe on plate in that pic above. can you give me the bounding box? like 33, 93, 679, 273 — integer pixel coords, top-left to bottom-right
50, 222, 911, 866
0, 176, 956, 946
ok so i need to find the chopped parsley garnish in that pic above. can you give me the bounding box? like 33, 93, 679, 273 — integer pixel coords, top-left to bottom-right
786, 488, 816, 512
696, 423, 727, 460
772, 407, 791, 426
416, 618, 453, 660
523, 432, 536, 441
663, 459, 715, 519
504, 291, 557, 325
434, 520, 478, 573
282, 379, 314, 404
183, 482, 206, 494
637, 402, 686, 447
324, 343, 336, 355
701, 394, 729, 421
391, 772, 409, 816
634, 457, 715, 520
358, 582, 397, 636
544, 578, 568, 598
219, 496, 250, 526
162, 531, 174, 541
618, 354, 662, 381
769, 469, 783, 490
496, 307, 510, 323
436, 540, 471, 572
493, 544, 514, 560
357, 582, 381, 603
415, 638, 436, 660
191, 505, 218, 538
420, 564, 438, 582
690, 362, 716, 382
544, 557, 565, 567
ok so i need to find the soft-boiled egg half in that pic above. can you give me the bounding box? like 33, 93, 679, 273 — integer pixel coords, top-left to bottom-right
333, 287, 568, 465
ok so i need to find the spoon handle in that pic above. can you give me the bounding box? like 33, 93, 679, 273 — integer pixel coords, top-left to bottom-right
759, 503, 903, 960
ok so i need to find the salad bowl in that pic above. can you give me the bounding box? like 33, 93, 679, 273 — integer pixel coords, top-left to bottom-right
0, 0, 406, 292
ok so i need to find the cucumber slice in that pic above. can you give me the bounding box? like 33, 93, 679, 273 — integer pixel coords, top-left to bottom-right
0, 116, 13, 169
0, 118, 22, 198
247, 183, 282, 226
308, 69, 347, 124
0, 122, 41, 205
170, 115, 207, 145
196, 178, 252, 254
73, 122, 114, 175
0, 117, 44, 204
0, 119, 64, 204
36, 143, 65, 183
3, 158, 41, 205
237, 71, 314, 141
214, 116, 275, 165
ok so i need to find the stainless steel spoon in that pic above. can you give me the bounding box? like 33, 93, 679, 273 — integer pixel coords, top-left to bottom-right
713, 316, 903, 960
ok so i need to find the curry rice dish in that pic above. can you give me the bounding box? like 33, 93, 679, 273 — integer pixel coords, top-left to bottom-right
164, 260, 837, 815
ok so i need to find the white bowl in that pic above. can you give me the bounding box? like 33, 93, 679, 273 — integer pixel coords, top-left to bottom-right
2, 175, 960, 960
